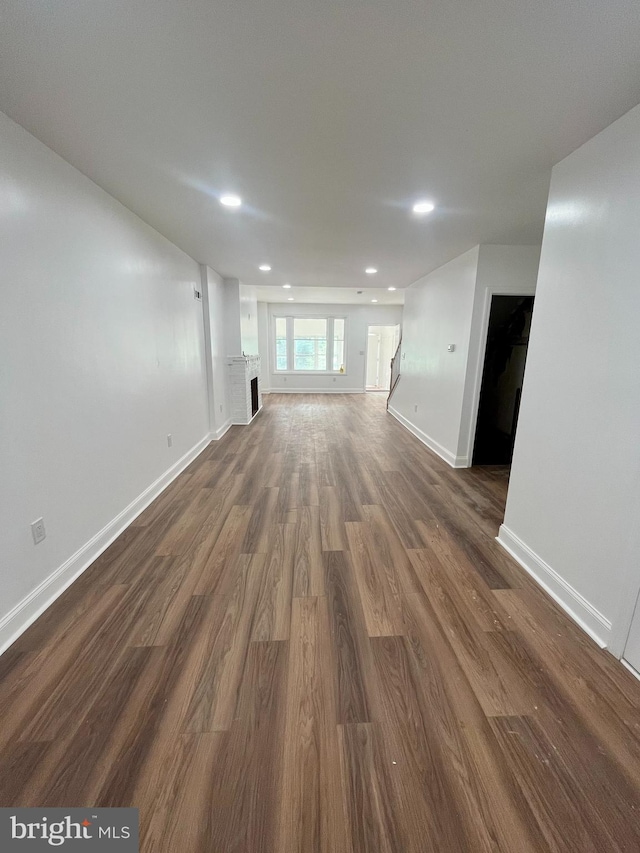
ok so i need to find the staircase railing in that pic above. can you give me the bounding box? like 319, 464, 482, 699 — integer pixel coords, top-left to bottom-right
387, 337, 402, 409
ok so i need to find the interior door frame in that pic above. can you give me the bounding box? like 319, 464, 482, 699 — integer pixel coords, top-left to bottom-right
464, 287, 536, 466
609, 494, 640, 661
620, 586, 640, 677
364, 324, 399, 391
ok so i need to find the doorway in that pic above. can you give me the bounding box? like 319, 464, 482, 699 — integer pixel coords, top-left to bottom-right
472, 295, 534, 465
366, 325, 400, 391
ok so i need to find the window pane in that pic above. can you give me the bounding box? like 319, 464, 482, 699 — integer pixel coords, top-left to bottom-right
333, 318, 345, 371
294, 318, 327, 370
275, 317, 287, 370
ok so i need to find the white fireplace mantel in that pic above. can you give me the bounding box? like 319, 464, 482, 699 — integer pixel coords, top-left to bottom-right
226, 354, 262, 425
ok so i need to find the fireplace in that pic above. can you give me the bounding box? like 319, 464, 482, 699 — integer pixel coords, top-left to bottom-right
251, 377, 259, 417
227, 355, 262, 424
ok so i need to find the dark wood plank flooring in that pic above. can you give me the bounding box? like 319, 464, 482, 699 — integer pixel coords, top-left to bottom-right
2, 393, 640, 852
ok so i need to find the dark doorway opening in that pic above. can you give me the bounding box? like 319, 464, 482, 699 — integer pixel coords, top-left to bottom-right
473, 295, 534, 466
250, 377, 259, 417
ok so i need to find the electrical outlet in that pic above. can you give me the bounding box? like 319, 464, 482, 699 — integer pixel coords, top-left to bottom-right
31, 517, 46, 545
333, 377, 336, 382
193, 287, 202, 301
414, 404, 418, 413
219, 404, 223, 413
167, 434, 173, 447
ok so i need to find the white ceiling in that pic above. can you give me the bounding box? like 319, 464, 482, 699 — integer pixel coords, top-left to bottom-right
1, 1, 640, 291
255, 285, 404, 305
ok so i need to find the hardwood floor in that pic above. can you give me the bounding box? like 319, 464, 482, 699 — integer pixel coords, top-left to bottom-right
1, 392, 640, 852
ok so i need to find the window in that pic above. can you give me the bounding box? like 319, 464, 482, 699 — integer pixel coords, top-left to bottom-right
273, 315, 347, 373
275, 317, 287, 371
332, 318, 345, 372
294, 318, 327, 370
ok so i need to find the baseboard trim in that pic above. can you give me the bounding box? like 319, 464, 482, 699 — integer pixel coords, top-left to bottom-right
268, 388, 365, 394
496, 524, 612, 648
0, 433, 212, 657
387, 405, 468, 468
621, 659, 640, 682
212, 418, 232, 440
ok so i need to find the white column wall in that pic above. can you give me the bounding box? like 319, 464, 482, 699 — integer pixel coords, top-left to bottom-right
499, 104, 640, 652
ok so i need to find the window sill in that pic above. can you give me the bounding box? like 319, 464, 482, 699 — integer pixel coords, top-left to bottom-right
273, 371, 348, 376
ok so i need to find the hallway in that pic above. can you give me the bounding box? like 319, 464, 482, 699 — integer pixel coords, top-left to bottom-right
1, 393, 639, 852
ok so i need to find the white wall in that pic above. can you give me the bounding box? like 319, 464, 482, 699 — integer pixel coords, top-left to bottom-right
390, 245, 540, 467
201, 266, 231, 437
239, 284, 259, 355
499, 104, 640, 652
223, 279, 259, 357
390, 247, 480, 466
0, 110, 211, 652
263, 303, 403, 392
223, 279, 243, 355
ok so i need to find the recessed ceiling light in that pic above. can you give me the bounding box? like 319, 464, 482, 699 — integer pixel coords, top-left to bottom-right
365, 267, 378, 274
220, 194, 242, 207
287, 297, 294, 301
388, 286, 397, 291
259, 264, 271, 272
371, 299, 378, 303
283, 284, 292, 289
412, 200, 435, 215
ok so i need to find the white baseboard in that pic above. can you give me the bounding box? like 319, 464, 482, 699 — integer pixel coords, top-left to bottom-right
621, 659, 640, 682
387, 405, 468, 468
0, 433, 212, 657
497, 524, 612, 648
268, 388, 365, 394
212, 418, 232, 440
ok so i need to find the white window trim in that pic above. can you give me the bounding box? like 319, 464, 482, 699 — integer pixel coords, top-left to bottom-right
272, 313, 348, 375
